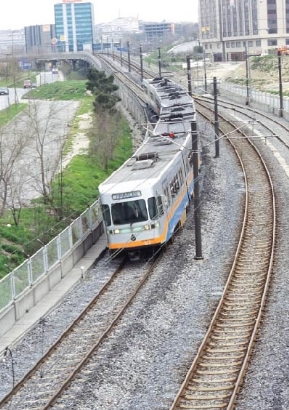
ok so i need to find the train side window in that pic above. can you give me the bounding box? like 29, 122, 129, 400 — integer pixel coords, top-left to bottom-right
148, 197, 158, 219
157, 196, 164, 215
178, 170, 184, 186
170, 180, 176, 197
188, 152, 194, 167
101, 204, 111, 226
164, 186, 171, 206
174, 176, 180, 191
185, 157, 190, 173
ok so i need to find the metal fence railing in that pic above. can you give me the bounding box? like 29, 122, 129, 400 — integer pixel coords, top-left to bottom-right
0, 199, 102, 312
218, 80, 289, 112
200, 78, 289, 115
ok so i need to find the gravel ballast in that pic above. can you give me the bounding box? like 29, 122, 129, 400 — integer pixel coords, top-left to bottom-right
1, 107, 289, 409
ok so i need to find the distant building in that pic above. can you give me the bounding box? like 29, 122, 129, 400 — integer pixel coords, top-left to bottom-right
54, 0, 95, 52
24, 25, 56, 54
199, 0, 289, 61
142, 22, 175, 43
96, 17, 140, 42
0, 29, 25, 55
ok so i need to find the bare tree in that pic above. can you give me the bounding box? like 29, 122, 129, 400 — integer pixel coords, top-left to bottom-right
0, 125, 32, 217
7, 171, 28, 226
20, 100, 70, 208
90, 109, 122, 170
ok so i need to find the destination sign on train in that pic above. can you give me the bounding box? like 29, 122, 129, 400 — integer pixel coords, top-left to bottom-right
112, 191, 142, 200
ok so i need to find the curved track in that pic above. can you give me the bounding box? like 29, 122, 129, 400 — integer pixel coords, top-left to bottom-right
169, 103, 276, 409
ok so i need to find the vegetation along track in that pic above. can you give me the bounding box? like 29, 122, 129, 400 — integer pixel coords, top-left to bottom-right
170, 102, 276, 409
0, 254, 161, 410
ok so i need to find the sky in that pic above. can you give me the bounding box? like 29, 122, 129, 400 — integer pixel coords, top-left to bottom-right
0, 0, 199, 31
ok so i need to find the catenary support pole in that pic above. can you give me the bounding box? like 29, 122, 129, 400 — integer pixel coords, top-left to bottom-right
245, 42, 250, 106
127, 41, 131, 72
157, 47, 162, 77
191, 121, 203, 260
140, 44, 144, 82
213, 77, 220, 158
203, 52, 207, 92
186, 55, 192, 96
278, 50, 284, 118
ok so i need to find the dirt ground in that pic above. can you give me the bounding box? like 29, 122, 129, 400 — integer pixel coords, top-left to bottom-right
202, 58, 289, 93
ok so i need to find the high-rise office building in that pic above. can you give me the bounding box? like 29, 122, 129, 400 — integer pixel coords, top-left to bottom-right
199, 0, 289, 61
54, 0, 95, 52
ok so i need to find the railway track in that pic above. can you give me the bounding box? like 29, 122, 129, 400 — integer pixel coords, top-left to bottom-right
169, 102, 276, 409
1, 55, 281, 409
196, 94, 289, 150
0, 254, 162, 409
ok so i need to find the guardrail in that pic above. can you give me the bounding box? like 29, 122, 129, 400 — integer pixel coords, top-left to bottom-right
0, 200, 102, 314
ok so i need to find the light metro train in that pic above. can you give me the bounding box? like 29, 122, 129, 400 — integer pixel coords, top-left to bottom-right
99, 76, 199, 259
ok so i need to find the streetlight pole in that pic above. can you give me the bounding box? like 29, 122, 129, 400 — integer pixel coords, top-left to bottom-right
277, 50, 284, 117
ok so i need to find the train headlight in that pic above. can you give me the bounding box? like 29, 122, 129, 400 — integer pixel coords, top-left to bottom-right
114, 229, 120, 234
144, 224, 150, 230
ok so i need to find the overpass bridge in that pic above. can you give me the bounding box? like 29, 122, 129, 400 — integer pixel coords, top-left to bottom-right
0, 51, 105, 71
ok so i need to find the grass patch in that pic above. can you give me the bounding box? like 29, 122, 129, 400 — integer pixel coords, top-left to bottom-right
0, 103, 27, 127
24, 80, 90, 100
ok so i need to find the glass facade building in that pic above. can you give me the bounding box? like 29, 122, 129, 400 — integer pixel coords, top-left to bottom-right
54, 1, 95, 52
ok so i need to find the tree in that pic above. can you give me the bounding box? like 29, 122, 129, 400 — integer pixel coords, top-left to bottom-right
20, 100, 74, 217
86, 68, 120, 112
0, 124, 32, 217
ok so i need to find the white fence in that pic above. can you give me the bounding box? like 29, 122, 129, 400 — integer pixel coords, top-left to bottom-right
219, 80, 289, 112
203, 78, 289, 119
0, 200, 102, 313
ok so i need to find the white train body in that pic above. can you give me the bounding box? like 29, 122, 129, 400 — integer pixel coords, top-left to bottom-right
99, 77, 198, 257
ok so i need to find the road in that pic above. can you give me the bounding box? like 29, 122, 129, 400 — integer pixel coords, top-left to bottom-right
1, 100, 80, 205
0, 88, 28, 110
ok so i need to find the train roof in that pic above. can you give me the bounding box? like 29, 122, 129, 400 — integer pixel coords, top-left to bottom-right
99, 76, 196, 198
98, 125, 192, 196
143, 77, 194, 109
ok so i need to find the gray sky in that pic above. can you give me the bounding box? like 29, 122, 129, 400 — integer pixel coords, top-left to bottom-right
0, 0, 198, 31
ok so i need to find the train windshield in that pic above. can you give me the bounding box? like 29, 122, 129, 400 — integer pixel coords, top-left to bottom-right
111, 200, 148, 225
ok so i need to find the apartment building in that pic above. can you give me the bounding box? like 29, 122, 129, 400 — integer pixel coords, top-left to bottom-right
199, 0, 289, 61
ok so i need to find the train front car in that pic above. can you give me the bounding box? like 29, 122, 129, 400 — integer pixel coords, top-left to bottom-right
98, 152, 171, 260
